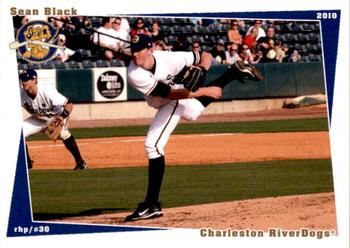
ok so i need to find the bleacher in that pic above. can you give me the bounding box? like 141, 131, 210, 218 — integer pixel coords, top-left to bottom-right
15, 17, 323, 70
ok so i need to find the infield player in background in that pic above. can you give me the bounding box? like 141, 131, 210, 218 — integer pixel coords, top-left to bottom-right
19, 69, 87, 170
125, 34, 262, 221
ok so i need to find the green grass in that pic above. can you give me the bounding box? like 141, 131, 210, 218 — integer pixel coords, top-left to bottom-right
26, 117, 329, 141
29, 159, 333, 220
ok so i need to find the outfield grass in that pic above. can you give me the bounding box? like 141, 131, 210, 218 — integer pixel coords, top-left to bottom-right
29, 159, 334, 220
26, 117, 328, 141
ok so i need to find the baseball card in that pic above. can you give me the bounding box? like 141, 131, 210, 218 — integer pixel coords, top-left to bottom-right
0, 0, 348, 248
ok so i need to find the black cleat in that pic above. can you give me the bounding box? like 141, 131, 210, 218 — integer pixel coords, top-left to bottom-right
74, 160, 88, 170
230, 60, 264, 82
125, 202, 163, 222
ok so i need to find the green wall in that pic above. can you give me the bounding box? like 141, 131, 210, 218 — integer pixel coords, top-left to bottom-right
55, 62, 325, 103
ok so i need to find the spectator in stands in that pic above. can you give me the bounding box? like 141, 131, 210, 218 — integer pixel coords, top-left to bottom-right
200, 18, 216, 27
151, 21, 164, 42
251, 48, 263, 64
288, 49, 302, 62
130, 17, 150, 36
256, 26, 277, 63
54, 34, 81, 62
209, 39, 227, 64
227, 20, 242, 45
50, 16, 77, 31
274, 40, 288, 63
153, 40, 172, 51
191, 40, 202, 53
120, 17, 131, 34
237, 19, 246, 29
79, 16, 93, 29
172, 35, 188, 51
112, 17, 131, 58
92, 17, 120, 61
239, 44, 254, 64
246, 20, 266, 40
242, 26, 259, 49
224, 42, 241, 64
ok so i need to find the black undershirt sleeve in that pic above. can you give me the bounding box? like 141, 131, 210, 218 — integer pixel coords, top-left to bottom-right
149, 82, 171, 98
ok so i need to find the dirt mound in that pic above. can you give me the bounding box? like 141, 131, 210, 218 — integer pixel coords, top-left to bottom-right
53, 192, 336, 231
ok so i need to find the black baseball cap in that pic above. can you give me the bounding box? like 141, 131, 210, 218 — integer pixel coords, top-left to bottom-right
19, 69, 37, 81
130, 34, 152, 52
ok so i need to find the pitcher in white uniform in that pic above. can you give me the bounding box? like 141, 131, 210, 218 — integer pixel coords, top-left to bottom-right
19, 69, 87, 170
125, 34, 262, 221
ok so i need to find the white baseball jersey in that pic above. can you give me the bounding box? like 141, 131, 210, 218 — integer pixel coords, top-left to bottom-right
128, 50, 201, 108
21, 86, 71, 139
21, 87, 67, 120
127, 50, 205, 159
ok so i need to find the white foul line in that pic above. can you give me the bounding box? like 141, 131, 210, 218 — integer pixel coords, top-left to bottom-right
28, 133, 239, 149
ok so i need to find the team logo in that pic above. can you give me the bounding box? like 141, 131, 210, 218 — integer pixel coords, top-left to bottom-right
9, 20, 60, 63
97, 71, 124, 99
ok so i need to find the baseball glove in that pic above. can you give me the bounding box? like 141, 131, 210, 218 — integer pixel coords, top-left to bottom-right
42, 116, 64, 141
173, 66, 207, 92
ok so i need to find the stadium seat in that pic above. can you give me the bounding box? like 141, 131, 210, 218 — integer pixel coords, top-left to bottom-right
294, 23, 304, 32
96, 59, 109, 67
293, 43, 302, 51
68, 61, 81, 69
143, 17, 153, 26
54, 61, 66, 69
183, 25, 194, 34
159, 18, 173, 24
311, 23, 320, 31
191, 34, 204, 44
28, 63, 40, 69
308, 54, 320, 61
160, 25, 172, 34
82, 60, 94, 68
18, 63, 28, 70
208, 24, 220, 33
285, 33, 298, 42
274, 25, 282, 32
300, 55, 309, 62
301, 23, 312, 32
279, 34, 288, 42
315, 43, 323, 54
195, 25, 209, 33
305, 43, 315, 52
201, 45, 210, 52
172, 25, 184, 34
298, 44, 308, 55
316, 55, 322, 61
183, 18, 195, 25
110, 59, 125, 67
296, 33, 308, 43
165, 35, 177, 44
186, 36, 193, 44
77, 48, 92, 58
90, 16, 101, 27
220, 23, 230, 32
308, 33, 320, 42
41, 61, 54, 69
173, 18, 185, 24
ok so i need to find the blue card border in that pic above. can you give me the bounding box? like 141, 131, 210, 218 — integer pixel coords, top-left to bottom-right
7, 9, 340, 237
